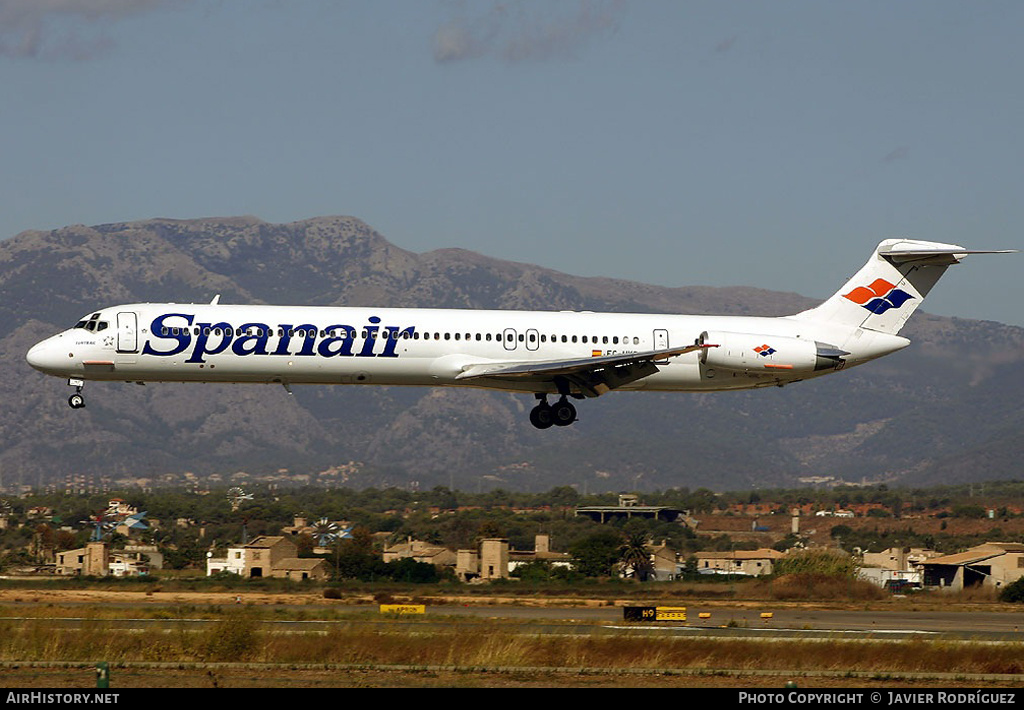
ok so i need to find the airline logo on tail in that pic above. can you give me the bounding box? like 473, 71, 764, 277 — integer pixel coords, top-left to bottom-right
843, 278, 914, 315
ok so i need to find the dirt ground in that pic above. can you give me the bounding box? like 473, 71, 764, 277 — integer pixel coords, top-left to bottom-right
2, 666, 1021, 689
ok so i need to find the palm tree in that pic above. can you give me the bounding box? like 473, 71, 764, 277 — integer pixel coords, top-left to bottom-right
619, 531, 654, 582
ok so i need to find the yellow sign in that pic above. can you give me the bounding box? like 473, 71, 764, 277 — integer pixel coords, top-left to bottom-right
380, 604, 425, 615
655, 606, 687, 621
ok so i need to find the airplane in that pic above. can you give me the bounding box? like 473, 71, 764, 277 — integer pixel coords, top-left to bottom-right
26, 239, 1014, 429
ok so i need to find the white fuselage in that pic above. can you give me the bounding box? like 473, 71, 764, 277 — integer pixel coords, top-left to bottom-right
26, 302, 909, 395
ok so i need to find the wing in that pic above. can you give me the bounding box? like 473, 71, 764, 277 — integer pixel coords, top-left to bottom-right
455, 342, 714, 397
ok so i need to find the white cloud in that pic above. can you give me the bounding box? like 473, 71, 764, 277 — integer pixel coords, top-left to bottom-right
433, 0, 625, 65
0, 0, 189, 60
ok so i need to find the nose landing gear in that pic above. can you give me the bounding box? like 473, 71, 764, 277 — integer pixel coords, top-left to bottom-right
529, 394, 577, 429
67, 379, 85, 409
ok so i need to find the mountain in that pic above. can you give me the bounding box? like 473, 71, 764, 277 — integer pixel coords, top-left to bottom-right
2, 216, 1022, 493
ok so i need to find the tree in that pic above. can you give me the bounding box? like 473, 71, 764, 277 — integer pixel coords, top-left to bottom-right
1000, 576, 1024, 603
386, 557, 441, 583
619, 531, 653, 581
569, 529, 623, 578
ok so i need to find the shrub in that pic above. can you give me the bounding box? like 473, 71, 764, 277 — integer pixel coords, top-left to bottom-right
1000, 577, 1024, 603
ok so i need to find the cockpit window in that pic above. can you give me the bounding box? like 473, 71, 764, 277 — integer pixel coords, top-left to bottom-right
73, 313, 108, 333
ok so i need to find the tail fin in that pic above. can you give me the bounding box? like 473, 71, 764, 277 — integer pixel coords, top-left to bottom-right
792, 239, 1014, 335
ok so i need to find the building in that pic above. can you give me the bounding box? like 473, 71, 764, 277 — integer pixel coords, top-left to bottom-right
382, 538, 457, 567
206, 536, 329, 580
858, 546, 939, 589
244, 536, 299, 578
576, 494, 684, 524
508, 535, 571, 572
694, 548, 784, 576
109, 545, 162, 577
55, 542, 108, 576
456, 538, 510, 581
862, 546, 939, 572
272, 557, 330, 581
207, 546, 247, 576
649, 540, 681, 581
921, 542, 1024, 591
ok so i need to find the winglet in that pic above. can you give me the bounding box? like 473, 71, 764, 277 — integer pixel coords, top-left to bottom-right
210, 294, 221, 305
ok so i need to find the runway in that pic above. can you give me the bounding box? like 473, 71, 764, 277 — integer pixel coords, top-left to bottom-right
3, 604, 1022, 641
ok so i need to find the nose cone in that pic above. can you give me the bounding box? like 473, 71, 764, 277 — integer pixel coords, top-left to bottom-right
27, 337, 66, 375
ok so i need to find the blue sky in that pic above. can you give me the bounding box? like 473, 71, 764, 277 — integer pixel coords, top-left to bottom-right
1, 1, 1021, 326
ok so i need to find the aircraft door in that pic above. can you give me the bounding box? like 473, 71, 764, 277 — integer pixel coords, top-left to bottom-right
117, 312, 138, 353
654, 328, 669, 350
503, 328, 518, 351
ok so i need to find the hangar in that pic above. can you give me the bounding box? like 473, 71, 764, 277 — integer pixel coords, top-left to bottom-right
921, 542, 1024, 591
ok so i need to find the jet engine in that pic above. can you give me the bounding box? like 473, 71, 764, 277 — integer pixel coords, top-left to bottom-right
699, 331, 847, 373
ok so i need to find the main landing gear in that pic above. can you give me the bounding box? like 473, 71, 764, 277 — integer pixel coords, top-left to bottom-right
529, 394, 577, 429
67, 378, 85, 409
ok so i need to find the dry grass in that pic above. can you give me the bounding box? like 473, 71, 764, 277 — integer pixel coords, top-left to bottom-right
1, 613, 1022, 677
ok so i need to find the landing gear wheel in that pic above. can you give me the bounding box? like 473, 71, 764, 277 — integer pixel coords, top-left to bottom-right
68, 393, 85, 409
529, 403, 554, 429
551, 398, 576, 427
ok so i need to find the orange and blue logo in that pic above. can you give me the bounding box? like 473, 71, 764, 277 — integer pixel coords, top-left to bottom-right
843, 278, 914, 315
753, 344, 776, 357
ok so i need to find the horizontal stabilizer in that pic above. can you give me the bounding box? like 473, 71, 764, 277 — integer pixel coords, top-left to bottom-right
880, 246, 1018, 265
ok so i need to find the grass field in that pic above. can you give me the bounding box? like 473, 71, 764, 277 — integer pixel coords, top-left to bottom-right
1, 587, 1023, 688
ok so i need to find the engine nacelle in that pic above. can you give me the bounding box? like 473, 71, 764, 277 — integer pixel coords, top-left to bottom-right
699, 331, 846, 374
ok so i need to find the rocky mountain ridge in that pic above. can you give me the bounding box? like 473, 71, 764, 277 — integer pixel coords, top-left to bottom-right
2, 216, 1022, 492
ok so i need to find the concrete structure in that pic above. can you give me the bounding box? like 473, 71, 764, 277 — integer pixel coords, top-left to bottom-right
921, 542, 1024, 591
576, 494, 684, 524
272, 557, 329, 581
383, 538, 457, 567
862, 547, 939, 572
55, 542, 108, 576
508, 535, 572, 575
457, 538, 511, 581
206, 546, 247, 576
244, 536, 298, 578
694, 548, 784, 576
649, 541, 680, 580
480, 538, 509, 580
109, 545, 162, 577
858, 567, 922, 589
206, 535, 329, 580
